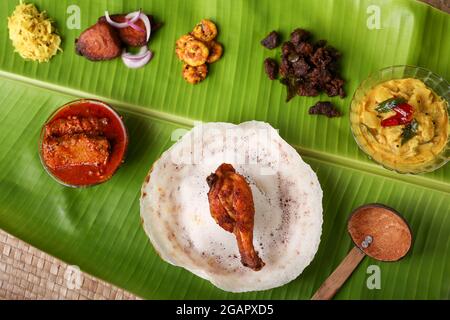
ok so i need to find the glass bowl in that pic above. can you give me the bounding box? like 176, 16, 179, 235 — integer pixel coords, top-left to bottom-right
350, 65, 450, 174
39, 99, 128, 188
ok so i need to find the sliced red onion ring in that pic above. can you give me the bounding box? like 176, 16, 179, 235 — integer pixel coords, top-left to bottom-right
139, 14, 152, 42
125, 10, 141, 22
127, 21, 145, 33
105, 10, 141, 29
122, 46, 149, 60
122, 47, 153, 68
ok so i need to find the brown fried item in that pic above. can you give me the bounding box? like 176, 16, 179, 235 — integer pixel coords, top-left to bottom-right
75, 21, 122, 61
266, 27, 346, 102
182, 39, 209, 66
42, 134, 110, 170
207, 164, 265, 271
175, 34, 195, 60
182, 63, 208, 84
309, 101, 342, 117
98, 14, 161, 47
192, 19, 218, 42
261, 31, 280, 49
264, 57, 278, 80
45, 116, 109, 137
206, 41, 223, 64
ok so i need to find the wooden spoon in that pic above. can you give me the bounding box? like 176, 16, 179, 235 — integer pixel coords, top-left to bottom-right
311, 204, 412, 300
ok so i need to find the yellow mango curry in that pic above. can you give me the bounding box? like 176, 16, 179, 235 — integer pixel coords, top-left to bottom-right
351, 78, 449, 173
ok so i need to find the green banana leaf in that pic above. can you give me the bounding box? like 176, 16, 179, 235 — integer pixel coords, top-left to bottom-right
0, 0, 449, 299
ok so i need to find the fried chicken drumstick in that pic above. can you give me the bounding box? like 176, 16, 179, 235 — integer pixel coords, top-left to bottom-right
207, 164, 265, 271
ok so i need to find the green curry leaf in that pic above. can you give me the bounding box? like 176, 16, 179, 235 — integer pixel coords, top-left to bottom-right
376, 97, 407, 113
401, 119, 419, 145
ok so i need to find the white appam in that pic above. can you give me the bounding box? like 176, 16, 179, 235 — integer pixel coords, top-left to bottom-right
140, 121, 323, 292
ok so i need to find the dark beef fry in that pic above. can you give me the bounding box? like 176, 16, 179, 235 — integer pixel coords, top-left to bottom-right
295, 41, 313, 56
261, 31, 280, 49
264, 58, 278, 80
270, 27, 346, 101
290, 28, 311, 45
292, 58, 310, 77
297, 82, 319, 97
309, 101, 342, 118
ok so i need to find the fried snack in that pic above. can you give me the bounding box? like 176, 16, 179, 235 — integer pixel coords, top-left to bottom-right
264, 58, 278, 80
192, 19, 218, 42
182, 63, 208, 84
75, 21, 122, 61
175, 34, 195, 60
175, 19, 222, 84
182, 40, 209, 66
207, 164, 265, 271
98, 14, 161, 47
309, 101, 341, 118
206, 41, 223, 64
271, 28, 346, 102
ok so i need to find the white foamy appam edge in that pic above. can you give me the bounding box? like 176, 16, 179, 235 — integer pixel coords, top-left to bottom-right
140, 121, 323, 292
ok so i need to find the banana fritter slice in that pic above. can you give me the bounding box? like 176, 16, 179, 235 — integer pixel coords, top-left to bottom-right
175, 34, 195, 60
206, 41, 223, 64
182, 39, 209, 66
182, 63, 208, 84
192, 19, 217, 42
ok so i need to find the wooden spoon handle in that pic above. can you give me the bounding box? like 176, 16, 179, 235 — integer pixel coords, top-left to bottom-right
311, 246, 366, 300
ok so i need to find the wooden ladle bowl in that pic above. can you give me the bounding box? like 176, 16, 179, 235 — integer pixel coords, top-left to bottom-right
311, 204, 413, 300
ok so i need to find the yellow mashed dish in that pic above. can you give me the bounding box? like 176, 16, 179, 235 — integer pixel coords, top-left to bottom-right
351, 78, 449, 173
8, 1, 61, 63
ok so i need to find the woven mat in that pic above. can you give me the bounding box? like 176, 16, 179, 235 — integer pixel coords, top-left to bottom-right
0, 230, 139, 300
0, 0, 447, 301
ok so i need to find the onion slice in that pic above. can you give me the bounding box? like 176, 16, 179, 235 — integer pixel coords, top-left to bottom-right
127, 21, 145, 33
139, 13, 152, 42
122, 47, 153, 68
124, 10, 142, 23
122, 46, 149, 60
105, 10, 141, 29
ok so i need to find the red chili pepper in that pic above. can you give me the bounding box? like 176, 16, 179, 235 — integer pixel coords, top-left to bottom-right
381, 103, 414, 127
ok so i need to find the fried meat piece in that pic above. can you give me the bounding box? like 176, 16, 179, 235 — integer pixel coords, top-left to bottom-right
75, 21, 122, 61
272, 28, 346, 101
207, 164, 265, 271
261, 31, 280, 49
98, 14, 161, 47
264, 58, 278, 80
309, 101, 342, 117
42, 134, 110, 170
45, 116, 109, 137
